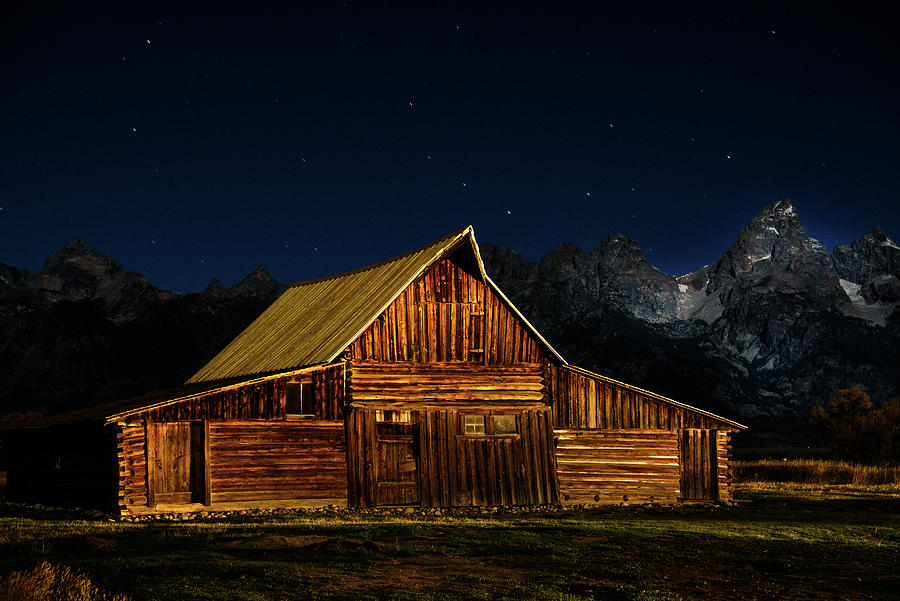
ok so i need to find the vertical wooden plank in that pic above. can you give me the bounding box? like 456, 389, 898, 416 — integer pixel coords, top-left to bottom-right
145, 422, 156, 507
447, 412, 459, 506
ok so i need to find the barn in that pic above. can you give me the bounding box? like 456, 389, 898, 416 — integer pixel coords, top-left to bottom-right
2, 226, 745, 515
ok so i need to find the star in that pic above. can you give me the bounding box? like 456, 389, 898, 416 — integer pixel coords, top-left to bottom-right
507, 210, 511, 215
585, 192, 591, 197
726, 154, 732, 160
145, 39, 151, 45
131, 127, 137, 133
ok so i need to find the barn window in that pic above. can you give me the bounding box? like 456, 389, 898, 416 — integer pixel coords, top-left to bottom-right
285, 382, 315, 417
464, 415, 485, 435
376, 410, 411, 423
492, 414, 517, 434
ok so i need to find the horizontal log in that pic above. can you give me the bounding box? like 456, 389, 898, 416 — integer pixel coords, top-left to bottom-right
209, 420, 344, 428
211, 490, 347, 503
351, 362, 542, 373
209, 457, 346, 468
353, 392, 545, 401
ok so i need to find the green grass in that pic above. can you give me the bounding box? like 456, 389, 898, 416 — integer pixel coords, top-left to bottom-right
2, 485, 898, 600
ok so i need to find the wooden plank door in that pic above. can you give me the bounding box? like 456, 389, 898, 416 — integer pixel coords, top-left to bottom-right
147, 422, 209, 506
375, 423, 419, 506
679, 429, 718, 501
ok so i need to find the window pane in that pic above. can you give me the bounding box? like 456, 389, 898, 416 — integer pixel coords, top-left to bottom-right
464, 415, 485, 435
299, 382, 315, 415
285, 382, 301, 414
493, 414, 517, 434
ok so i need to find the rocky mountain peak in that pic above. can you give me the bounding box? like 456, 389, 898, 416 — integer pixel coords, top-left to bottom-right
227, 265, 286, 300
204, 278, 228, 297
40, 240, 123, 280
832, 227, 900, 311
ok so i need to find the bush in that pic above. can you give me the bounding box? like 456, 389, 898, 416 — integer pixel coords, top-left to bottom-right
0, 563, 130, 601
809, 388, 900, 462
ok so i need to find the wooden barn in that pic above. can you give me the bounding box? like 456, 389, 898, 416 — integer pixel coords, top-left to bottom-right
2, 226, 745, 515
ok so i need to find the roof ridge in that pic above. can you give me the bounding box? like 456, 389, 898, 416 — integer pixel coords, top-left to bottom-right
289, 225, 472, 288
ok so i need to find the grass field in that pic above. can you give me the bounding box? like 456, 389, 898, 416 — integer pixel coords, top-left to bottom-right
1, 484, 898, 601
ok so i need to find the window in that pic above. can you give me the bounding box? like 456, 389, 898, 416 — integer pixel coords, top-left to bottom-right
461, 413, 518, 436
464, 415, 485, 435
376, 410, 412, 423
285, 382, 315, 416
493, 414, 517, 434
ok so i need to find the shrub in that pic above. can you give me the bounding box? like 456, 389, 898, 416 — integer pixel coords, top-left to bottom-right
809, 388, 900, 462
0, 563, 130, 601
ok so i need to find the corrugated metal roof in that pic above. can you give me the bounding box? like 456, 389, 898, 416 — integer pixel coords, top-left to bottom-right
188, 226, 481, 383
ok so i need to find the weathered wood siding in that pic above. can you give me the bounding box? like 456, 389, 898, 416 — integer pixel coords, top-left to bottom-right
118, 423, 148, 511
348, 361, 544, 403
555, 429, 680, 504
346, 407, 557, 508
550, 365, 734, 431
122, 365, 345, 424
679, 428, 719, 501
349, 257, 547, 365
208, 421, 347, 503
717, 430, 732, 502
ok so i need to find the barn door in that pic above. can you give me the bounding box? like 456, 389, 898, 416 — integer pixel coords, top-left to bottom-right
679, 429, 718, 501
147, 422, 209, 506
375, 422, 420, 505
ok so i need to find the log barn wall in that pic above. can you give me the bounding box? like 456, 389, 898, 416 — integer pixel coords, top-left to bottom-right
550, 365, 739, 504
118, 423, 148, 511
349, 257, 547, 365
120, 364, 345, 425
346, 407, 557, 508
348, 361, 544, 403
549, 365, 731, 431
556, 429, 680, 505
208, 421, 347, 504
716, 430, 733, 502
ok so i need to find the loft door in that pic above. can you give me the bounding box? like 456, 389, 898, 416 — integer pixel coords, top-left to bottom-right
679, 429, 718, 501
374, 422, 420, 505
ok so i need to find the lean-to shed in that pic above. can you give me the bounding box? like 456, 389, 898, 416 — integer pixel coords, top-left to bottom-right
2, 226, 745, 515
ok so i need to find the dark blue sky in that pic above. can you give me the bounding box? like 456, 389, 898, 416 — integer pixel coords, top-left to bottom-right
2, 3, 898, 292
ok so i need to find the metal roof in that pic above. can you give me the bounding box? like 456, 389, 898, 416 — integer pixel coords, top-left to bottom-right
188, 226, 565, 383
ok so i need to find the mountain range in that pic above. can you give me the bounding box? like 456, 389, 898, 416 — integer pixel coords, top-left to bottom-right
1, 199, 897, 424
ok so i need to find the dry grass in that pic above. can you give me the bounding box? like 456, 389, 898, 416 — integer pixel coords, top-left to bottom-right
734, 458, 900, 485
0, 563, 131, 601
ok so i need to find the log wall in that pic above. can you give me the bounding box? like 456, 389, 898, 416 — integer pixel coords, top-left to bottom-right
122, 364, 345, 425
118, 423, 148, 511
555, 429, 680, 505
208, 421, 347, 503
550, 365, 734, 431
349, 257, 547, 365
346, 407, 557, 508
717, 430, 733, 502
348, 361, 544, 403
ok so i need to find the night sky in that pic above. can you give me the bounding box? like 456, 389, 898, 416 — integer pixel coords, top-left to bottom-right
2, 3, 899, 293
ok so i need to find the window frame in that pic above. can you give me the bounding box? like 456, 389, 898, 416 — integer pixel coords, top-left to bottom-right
458, 410, 519, 438
285, 381, 316, 419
